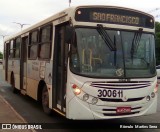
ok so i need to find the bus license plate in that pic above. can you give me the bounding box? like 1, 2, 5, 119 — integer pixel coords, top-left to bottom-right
116, 107, 131, 114
97, 89, 123, 98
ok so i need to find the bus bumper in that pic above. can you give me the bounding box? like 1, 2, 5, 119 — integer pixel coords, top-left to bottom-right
67, 96, 94, 119
67, 94, 157, 120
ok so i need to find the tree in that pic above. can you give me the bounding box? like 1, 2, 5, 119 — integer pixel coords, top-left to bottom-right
155, 22, 160, 65
0, 51, 3, 59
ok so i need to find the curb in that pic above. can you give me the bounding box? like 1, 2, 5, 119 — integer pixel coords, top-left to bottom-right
0, 95, 27, 123
0, 95, 36, 132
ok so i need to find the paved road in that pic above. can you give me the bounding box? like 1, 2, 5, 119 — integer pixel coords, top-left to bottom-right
0, 67, 160, 132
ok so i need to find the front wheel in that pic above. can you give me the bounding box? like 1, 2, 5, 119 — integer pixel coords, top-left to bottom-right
42, 85, 52, 115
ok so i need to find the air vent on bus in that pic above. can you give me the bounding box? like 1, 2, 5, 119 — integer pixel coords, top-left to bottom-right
99, 97, 145, 102
90, 81, 151, 90
103, 112, 140, 116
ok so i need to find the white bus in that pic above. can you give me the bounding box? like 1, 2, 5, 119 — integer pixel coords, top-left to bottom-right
3, 5, 158, 119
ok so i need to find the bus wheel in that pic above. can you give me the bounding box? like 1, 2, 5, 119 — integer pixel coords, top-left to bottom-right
42, 85, 52, 115
11, 74, 18, 94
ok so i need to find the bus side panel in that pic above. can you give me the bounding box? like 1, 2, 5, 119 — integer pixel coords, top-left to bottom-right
14, 74, 20, 90
27, 78, 39, 100
26, 60, 53, 101
7, 71, 11, 84
1, 69, 5, 81
2, 60, 5, 81
8, 59, 20, 89
44, 62, 53, 109
1, 60, 5, 81
26, 60, 40, 100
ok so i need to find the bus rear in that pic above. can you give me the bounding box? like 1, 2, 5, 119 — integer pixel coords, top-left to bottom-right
66, 6, 157, 119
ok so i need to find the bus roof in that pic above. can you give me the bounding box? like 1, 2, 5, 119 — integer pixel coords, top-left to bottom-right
4, 5, 154, 42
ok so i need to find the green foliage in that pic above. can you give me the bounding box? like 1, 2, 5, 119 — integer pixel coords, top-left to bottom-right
155, 22, 160, 32
0, 51, 3, 59
155, 22, 160, 65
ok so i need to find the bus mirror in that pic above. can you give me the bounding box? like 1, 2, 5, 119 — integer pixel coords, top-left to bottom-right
65, 26, 74, 44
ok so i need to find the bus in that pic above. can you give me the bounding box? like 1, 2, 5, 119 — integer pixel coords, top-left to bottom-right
3, 5, 158, 120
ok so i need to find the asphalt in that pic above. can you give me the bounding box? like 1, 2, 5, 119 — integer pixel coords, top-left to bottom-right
0, 94, 27, 123
0, 92, 36, 132
0, 94, 37, 132
0, 66, 34, 132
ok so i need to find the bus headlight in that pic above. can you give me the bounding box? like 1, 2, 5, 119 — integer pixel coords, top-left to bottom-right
83, 94, 89, 101
92, 97, 98, 105
151, 92, 155, 98
146, 95, 150, 101
71, 83, 98, 105
72, 84, 81, 95
74, 88, 81, 95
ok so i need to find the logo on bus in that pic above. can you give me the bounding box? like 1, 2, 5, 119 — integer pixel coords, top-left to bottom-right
116, 68, 124, 77
122, 96, 128, 102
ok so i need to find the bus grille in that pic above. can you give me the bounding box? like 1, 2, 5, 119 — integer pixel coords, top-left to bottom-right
103, 112, 139, 116
99, 97, 145, 102
90, 81, 151, 90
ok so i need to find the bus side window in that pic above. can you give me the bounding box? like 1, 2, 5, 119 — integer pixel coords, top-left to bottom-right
28, 30, 38, 59
9, 40, 15, 58
15, 37, 20, 58
39, 25, 52, 59
3, 43, 6, 60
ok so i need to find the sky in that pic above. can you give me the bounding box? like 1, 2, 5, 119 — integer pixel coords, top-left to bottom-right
0, 0, 160, 52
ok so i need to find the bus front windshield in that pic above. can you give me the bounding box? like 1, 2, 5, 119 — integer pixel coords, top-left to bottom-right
70, 27, 156, 78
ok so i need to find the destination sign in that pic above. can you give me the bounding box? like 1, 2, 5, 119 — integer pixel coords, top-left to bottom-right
75, 7, 154, 28
92, 12, 139, 25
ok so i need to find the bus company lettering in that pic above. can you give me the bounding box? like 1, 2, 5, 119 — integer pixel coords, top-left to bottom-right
92, 12, 139, 25
32, 62, 39, 71
32, 65, 38, 71
32, 62, 39, 65
11, 61, 14, 67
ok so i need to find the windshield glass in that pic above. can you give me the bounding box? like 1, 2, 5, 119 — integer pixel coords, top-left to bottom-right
70, 28, 156, 78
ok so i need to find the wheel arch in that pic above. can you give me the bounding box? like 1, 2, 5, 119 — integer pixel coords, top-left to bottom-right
37, 80, 46, 103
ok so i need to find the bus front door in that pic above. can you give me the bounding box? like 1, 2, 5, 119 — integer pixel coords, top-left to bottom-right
53, 24, 69, 114
20, 36, 28, 93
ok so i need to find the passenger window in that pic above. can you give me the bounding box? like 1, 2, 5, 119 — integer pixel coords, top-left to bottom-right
39, 25, 52, 59
28, 30, 38, 59
15, 37, 21, 58
9, 40, 15, 58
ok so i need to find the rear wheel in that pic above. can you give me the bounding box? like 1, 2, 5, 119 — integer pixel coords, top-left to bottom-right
42, 85, 52, 115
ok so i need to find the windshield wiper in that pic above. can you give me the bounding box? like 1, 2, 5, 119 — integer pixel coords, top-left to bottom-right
97, 24, 116, 51
130, 28, 143, 59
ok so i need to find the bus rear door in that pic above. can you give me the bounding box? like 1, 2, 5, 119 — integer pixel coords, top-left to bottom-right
20, 36, 28, 94
4, 42, 9, 81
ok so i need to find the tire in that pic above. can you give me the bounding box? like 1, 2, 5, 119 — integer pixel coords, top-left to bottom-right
42, 85, 52, 115
11, 74, 18, 94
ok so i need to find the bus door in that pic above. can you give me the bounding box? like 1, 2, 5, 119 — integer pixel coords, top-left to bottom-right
4, 42, 9, 81
20, 36, 28, 93
53, 24, 69, 113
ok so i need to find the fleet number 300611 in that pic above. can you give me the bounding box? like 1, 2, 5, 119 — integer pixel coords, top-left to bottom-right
97, 89, 123, 98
